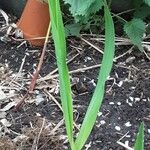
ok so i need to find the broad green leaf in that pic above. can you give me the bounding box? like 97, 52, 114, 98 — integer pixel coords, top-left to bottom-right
75, 1, 115, 149
134, 5, 150, 19
134, 122, 144, 150
143, 0, 150, 6
124, 18, 145, 51
63, 0, 103, 21
65, 23, 81, 37
48, 0, 75, 149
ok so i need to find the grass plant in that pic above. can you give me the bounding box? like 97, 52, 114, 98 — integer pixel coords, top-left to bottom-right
134, 122, 144, 150
47, 0, 115, 149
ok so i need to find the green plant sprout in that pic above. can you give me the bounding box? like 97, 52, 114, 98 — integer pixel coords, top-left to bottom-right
47, 0, 115, 149
134, 122, 144, 150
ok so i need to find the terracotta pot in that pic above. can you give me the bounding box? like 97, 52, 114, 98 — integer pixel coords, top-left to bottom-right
17, 0, 50, 46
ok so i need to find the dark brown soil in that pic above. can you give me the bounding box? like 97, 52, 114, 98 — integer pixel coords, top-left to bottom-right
0, 13, 150, 150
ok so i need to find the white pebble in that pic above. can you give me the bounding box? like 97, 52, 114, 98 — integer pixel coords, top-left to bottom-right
131, 86, 135, 89
25, 52, 30, 56
148, 129, 150, 134
109, 102, 114, 105
83, 78, 86, 81
89, 79, 96, 87
87, 56, 92, 61
117, 102, 121, 106
128, 102, 133, 106
98, 111, 102, 117
35, 90, 40, 94
118, 81, 123, 87
125, 121, 132, 127
5, 63, 9, 67
126, 99, 133, 106
36, 113, 41, 116
115, 126, 121, 131
135, 97, 140, 102
129, 96, 134, 101
35, 95, 44, 105
126, 135, 131, 138
33, 63, 37, 67
100, 120, 106, 125
0, 67, 4, 71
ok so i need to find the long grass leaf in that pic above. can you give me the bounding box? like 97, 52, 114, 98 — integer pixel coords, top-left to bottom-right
134, 122, 144, 150
75, 1, 115, 149
47, 0, 75, 149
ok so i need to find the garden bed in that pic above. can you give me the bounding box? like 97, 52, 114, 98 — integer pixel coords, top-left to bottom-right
0, 13, 150, 150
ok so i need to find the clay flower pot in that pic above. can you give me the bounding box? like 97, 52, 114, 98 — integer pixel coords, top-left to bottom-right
17, 0, 50, 46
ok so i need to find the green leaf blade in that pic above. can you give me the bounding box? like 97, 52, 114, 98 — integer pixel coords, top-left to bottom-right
75, 1, 115, 149
134, 122, 144, 150
48, 0, 75, 149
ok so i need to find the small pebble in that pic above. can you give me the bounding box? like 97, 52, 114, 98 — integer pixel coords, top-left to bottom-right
98, 111, 102, 117
126, 99, 133, 106
118, 81, 123, 87
5, 63, 9, 68
135, 97, 140, 102
126, 135, 131, 138
89, 79, 96, 87
129, 96, 134, 101
0, 67, 4, 71
35, 90, 40, 94
83, 78, 86, 81
84, 56, 92, 62
100, 120, 106, 125
109, 102, 114, 105
33, 63, 37, 67
87, 57, 92, 60
148, 129, 150, 134
36, 113, 41, 117
115, 126, 121, 131
131, 86, 136, 90
117, 102, 121, 106
25, 52, 30, 56
128, 102, 133, 106
35, 95, 44, 105
125, 121, 132, 127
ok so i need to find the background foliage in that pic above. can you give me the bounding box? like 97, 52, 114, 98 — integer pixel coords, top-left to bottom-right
62, 0, 150, 50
